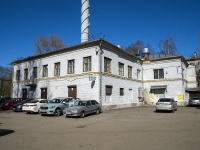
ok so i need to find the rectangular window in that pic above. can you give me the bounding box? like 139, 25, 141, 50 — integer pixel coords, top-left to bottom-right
106, 85, 112, 96
54, 62, 60, 76
24, 69, 28, 80
128, 66, 132, 78
83, 56, 91, 72
33, 67, 37, 78
120, 88, 124, 96
137, 69, 141, 80
119, 62, 124, 76
43, 65, 48, 77
104, 57, 111, 73
68, 59, 75, 74
16, 70, 20, 81
154, 69, 164, 79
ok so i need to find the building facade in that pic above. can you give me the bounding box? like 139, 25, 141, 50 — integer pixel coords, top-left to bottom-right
12, 39, 196, 109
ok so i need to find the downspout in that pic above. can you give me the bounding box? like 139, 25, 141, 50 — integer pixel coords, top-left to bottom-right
180, 57, 185, 105
98, 39, 103, 107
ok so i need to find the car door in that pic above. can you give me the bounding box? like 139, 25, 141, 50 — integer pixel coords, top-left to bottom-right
85, 101, 93, 114
91, 100, 98, 113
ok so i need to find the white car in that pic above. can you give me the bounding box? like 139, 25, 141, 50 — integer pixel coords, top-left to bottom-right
22, 99, 48, 114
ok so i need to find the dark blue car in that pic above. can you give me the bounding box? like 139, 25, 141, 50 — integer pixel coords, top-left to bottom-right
12, 99, 33, 112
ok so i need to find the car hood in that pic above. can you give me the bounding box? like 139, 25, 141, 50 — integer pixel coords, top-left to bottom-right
65, 106, 85, 110
40, 103, 63, 107
13, 103, 21, 107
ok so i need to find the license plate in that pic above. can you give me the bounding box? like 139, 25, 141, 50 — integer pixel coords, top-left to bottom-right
40, 110, 46, 112
66, 112, 72, 115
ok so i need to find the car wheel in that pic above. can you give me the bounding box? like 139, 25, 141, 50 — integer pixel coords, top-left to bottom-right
54, 108, 61, 116
41, 114, 45, 116
27, 112, 31, 114
171, 109, 174, 113
96, 109, 100, 114
80, 111, 85, 118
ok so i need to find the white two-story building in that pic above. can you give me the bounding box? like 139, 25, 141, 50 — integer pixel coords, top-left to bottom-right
12, 39, 196, 109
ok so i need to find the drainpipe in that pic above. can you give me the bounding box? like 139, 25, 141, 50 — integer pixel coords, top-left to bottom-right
180, 57, 185, 105
98, 40, 103, 107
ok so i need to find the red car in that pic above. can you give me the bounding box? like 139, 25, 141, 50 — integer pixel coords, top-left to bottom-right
1, 98, 19, 110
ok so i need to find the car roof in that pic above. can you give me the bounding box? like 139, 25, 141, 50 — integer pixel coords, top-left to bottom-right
52, 97, 73, 99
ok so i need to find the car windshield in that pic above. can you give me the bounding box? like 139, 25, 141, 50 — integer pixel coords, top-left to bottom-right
29, 100, 39, 103
74, 101, 86, 106
63, 98, 74, 103
6, 98, 15, 102
48, 99, 61, 103
158, 99, 172, 102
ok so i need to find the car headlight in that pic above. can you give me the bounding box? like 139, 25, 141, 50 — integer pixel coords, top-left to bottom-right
72, 109, 79, 113
49, 106, 56, 108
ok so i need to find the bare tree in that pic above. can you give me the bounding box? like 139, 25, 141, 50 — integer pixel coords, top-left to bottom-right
0, 66, 12, 97
124, 40, 144, 56
159, 36, 177, 55
34, 34, 65, 55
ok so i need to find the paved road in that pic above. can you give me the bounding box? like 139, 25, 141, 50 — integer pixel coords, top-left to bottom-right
0, 107, 200, 150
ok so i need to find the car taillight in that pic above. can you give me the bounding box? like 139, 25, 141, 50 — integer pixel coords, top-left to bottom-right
30, 104, 37, 106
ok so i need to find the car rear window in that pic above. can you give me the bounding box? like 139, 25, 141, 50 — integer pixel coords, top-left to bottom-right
159, 99, 172, 102
190, 98, 200, 100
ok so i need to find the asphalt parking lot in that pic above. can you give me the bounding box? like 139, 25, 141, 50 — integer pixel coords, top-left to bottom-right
0, 106, 200, 150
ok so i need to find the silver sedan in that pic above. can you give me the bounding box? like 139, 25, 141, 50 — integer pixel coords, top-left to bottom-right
63, 100, 102, 118
155, 98, 177, 113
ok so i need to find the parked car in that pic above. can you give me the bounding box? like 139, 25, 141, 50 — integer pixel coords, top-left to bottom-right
12, 99, 33, 112
39, 97, 79, 116
1, 98, 19, 110
155, 98, 177, 112
22, 99, 48, 114
64, 100, 102, 118
187, 98, 200, 107
0, 97, 11, 108
0, 97, 11, 105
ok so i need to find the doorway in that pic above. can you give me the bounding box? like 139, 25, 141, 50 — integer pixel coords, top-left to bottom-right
41, 88, 47, 99
68, 86, 77, 98
22, 89, 27, 99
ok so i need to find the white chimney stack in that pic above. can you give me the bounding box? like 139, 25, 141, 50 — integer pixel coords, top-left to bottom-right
81, 0, 90, 43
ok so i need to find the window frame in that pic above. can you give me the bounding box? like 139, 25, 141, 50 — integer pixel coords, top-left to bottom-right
43, 65, 48, 77
104, 57, 111, 73
68, 59, 75, 74
128, 66, 132, 78
16, 70, 20, 81
106, 85, 112, 96
24, 68, 28, 80
120, 88, 124, 96
54, 62, 60, 76
83, 56, 91, 72
33, 67, 37, 79
118, 62, 124, 76
137, 69, 141, 80
154, 69, 164, 79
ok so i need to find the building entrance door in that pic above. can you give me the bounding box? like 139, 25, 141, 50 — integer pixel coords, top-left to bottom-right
68, 86, 77, 98
41, 88, 47, 99
22, 89, 27, 99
